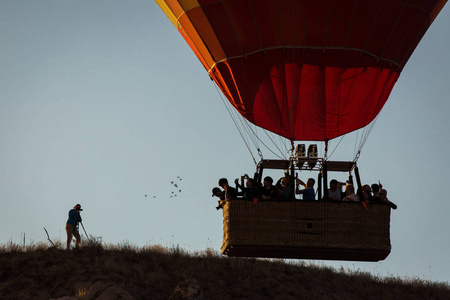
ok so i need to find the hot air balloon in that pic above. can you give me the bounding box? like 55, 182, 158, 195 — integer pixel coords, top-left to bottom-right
156, 0, 447, 261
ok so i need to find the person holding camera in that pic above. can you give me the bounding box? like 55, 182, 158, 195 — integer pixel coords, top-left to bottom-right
235, 174, 257, 200
212, 187, 225, 210
295, 177, 315, 200
65, 204, 83, 250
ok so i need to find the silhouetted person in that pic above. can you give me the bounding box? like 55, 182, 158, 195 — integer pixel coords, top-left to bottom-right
212, 187, 225, 210
360, 190, 372, 208
261, 176, 278, 200
328, 179, 342, 201
296, 177, 315, 200
379, 189, 397, 210
371, 183, 381, 199
66, 204, 82, 250
218, 178, 237, 200
343, 184, 359, 202
358, 184, 373, 207
235, 174, 257, 200
276, 175, 293, 201
362, 184, 372, 197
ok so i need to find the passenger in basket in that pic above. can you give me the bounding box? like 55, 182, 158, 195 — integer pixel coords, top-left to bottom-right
235, 174, 257, 200
371, 182, 382, 199
379, 189, 397, 210
276, 174, 294, 201
359, 184, 373, 207
261, 176, 279, 200
327, 179, 342, 201
362, 184, 373, 197
360, 190, 372, 208
212, 187, 225, 210
295, 177, 315, 200
342, 184, 360, 202
218, 178, 237, 201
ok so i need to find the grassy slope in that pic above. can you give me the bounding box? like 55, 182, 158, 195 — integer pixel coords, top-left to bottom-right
0, 242, 449, 300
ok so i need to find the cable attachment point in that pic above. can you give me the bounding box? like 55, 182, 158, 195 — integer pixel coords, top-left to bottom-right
354, 150, 361, 163
257, 148, 263, 160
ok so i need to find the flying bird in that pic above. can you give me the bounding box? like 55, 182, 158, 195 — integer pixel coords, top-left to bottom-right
168, 177, 183, 198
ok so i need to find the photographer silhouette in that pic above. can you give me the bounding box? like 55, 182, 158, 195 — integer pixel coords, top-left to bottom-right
65, 204, 82, 250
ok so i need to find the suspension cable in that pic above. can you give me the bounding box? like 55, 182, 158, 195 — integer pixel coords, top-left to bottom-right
353, 129, 359, 159
213, 84, 258, 165
354, 115, 379, 162
263, 130, 288, 159
213, 82, 289, 163
280, 135, 290, 155
326, 135, 346, 160
236, 111, 259, 149
244, 123, 287, 159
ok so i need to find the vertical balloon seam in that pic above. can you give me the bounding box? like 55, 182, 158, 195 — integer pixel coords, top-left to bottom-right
392, 4, 422, 67
324, 0, 331, 52
361, 1, 383, 63
221, 2, 246, 60
343, 0, 359, 53
379, 3, 406, 64
398, 6, 434, 69
248, 0, 265, 55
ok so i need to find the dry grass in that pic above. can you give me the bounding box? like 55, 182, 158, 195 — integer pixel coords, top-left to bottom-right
0, 238, 449, 300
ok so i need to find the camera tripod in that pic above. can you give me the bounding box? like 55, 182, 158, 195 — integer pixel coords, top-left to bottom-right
76, 211, 89, 239
79, 221, 89, 238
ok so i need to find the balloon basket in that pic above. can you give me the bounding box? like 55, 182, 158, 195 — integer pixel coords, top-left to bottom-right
221, 199, 391, 262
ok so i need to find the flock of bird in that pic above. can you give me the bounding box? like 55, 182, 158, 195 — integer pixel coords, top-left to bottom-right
144, 176, 182, 199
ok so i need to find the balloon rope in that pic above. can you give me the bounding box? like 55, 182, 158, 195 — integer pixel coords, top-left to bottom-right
242, 121, 287, 160
213, 84, 258, 165
213, 81, 288, 160
262, 130, 288, 159
327, 135, 345, 160
354, 115, 379, 162
353, 130, 359, 159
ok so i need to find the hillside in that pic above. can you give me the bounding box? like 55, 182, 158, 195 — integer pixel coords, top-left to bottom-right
0, 241, 449, 300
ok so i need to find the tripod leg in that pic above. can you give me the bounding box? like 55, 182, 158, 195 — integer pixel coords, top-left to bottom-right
80, 222, 89, 238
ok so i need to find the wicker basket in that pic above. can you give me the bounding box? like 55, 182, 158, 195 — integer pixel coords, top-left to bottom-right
222, 199, 391, 261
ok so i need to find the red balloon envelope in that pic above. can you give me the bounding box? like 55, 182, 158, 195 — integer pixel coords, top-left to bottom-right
156, 0, 447, 141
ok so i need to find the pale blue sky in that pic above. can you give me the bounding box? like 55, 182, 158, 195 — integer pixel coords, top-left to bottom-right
1, 1, 449, 283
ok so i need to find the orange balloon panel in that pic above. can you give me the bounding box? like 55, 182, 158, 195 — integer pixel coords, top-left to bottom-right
156, 0, 447, 141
